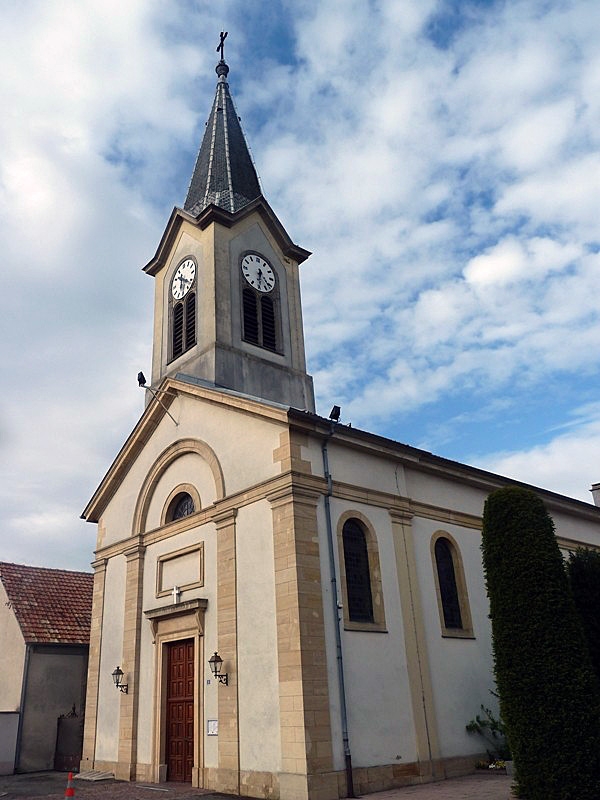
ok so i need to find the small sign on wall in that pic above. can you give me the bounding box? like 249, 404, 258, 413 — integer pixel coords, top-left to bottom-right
207, 719, 218, 736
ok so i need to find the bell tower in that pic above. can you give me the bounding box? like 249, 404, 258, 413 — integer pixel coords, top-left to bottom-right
143, 47, 315, 413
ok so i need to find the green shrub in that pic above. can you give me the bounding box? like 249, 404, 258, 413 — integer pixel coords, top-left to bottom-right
567, 548, 600, 683
481, 486, 600, 800
466, 701, 511, 761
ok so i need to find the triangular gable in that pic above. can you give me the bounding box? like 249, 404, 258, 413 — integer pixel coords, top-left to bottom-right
82, 376, 290, 523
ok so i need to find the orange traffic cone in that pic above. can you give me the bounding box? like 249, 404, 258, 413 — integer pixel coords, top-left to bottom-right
64, 772, 75, 798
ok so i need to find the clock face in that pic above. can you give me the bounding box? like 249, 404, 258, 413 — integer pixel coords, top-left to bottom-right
241, 254, 275, 293
171, 258, 196, 300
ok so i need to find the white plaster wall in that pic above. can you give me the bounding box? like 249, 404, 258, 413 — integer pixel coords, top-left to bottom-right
0, 582, 25, 711
551, 505, 600, 546
302, 438, 409, 498
98, 484, 138, 548
170, 396, 284, 495
321, 498, 417, 769
411, 515, 495, 758
236, 501, 281, 773
95, 555, 126, 762
405, 470, 484, 517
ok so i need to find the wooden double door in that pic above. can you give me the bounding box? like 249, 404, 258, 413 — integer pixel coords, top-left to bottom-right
166, 638, 195, 782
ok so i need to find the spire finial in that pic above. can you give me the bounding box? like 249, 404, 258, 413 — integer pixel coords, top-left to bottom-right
217, 31, 228, 61
216, 31, 230, 80
184, 30, 261, 216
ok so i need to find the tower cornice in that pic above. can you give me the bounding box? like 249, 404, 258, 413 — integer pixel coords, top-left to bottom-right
143, 196, 311, 276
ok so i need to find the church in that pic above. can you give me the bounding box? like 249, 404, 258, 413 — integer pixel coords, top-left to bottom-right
80, 46, 600, 799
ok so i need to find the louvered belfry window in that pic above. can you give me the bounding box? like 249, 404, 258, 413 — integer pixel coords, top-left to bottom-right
434, 538, 463, 629
172, 303, 184, 358
243, 288, 259, 345
171, 292, 196, 360
342, 519, 374, 623
261, 296, 277, 351
241, 274, 281, 352
185, 293, 196, 348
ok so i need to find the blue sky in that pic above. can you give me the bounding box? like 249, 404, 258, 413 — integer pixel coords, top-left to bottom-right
0, 0, 599, 570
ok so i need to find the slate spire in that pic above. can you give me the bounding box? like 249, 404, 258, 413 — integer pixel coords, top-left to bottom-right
184, 55, 262, 216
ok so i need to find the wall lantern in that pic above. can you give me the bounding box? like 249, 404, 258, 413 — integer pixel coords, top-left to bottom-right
208, 652, 228, 685
112, 666, 128, 694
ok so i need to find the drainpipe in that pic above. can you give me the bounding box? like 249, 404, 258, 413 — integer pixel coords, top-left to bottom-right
321, 425, 355, 798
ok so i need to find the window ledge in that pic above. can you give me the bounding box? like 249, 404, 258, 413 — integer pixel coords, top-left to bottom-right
441, 629, 475, 639
344, 621, 388, 633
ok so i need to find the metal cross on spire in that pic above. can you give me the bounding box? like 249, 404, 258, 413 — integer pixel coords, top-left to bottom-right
217, 31, 228, 60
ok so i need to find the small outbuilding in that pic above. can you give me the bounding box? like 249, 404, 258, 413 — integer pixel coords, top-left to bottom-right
0, 562, 93, 774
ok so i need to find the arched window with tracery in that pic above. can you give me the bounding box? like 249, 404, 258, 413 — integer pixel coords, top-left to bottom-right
166, 492, 195, 523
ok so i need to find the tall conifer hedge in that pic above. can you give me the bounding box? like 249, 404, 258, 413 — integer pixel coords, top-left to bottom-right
482, 487, 600, 800
567, 548, 600, 683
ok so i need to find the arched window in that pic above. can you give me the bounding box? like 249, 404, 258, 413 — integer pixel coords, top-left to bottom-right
166, 492, 195, 523
431, 532, 474, 637
337, 513, 386, 632
342, 519, 374, 623
434, 538, 462, 629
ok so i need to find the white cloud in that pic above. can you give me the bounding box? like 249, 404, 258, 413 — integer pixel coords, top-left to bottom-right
463, 236, 581, 286
500, 99, 576, 172
495, 154, 600, 236
478, 407, 600, 504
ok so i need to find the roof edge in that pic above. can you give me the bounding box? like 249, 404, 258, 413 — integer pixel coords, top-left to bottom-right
287, 408, 600, 518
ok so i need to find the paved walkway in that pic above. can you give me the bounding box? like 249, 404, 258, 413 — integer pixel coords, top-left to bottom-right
371, 774, 513, 799
0, 772, 514, 800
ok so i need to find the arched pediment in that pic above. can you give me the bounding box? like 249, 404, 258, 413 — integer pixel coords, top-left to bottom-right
133, 438, 225, 535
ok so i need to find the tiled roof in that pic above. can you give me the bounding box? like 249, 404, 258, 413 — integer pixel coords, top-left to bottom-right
184, 59, 262, 216
0, 562, 93, 645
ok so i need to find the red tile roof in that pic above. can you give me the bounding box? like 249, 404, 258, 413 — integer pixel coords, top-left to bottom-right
0, 562, 93, 645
